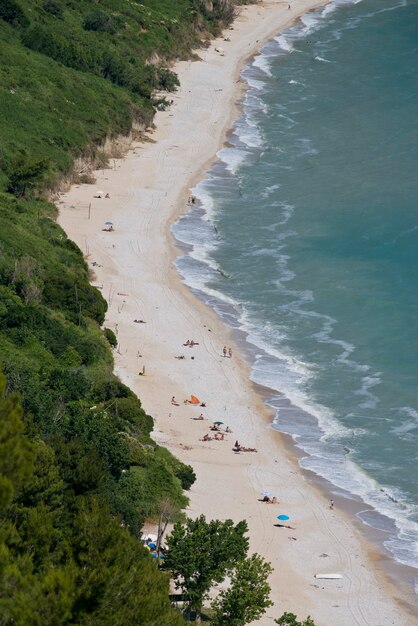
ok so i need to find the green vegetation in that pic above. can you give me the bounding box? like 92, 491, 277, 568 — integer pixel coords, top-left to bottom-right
165, 515, 251, 621
0, 372, 185, 624
0, 0, 243, 191
210, 554, 273, 626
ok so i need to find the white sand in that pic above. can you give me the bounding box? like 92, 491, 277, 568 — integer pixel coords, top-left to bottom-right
58, 1, 415, 624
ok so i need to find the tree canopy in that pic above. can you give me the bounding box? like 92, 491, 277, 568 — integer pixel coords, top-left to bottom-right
211, 553, 273, 626
165, 515, 249, 620
0, 371, 185, 624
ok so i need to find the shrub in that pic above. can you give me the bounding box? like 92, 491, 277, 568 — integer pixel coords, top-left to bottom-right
7, 156, 49, 198
0, 0, 29, 27
155, 67, 180, 92
176, 463, 196, 491
83, 10, 116, 35
104, 327, 117, 348
107, 395, 154, 435
42, 0, 63, 19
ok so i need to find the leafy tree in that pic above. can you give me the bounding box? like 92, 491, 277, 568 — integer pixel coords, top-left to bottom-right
275, 612, 316, 626
0, 371, 34, 509
72, 498, 185, 626
165, 515, 249, 621
7, 156, 49, 197
211, 554, 273, 626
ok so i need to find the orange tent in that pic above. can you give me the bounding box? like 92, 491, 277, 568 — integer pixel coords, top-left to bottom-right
190, 395, 200, 405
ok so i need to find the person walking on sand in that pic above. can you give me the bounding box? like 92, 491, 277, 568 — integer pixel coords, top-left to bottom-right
330, 499, 334, 509
223, 346, 227, 357
228, 347, 232, 358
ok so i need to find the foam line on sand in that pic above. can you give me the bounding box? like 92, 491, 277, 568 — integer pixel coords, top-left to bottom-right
58, 1, 414, 623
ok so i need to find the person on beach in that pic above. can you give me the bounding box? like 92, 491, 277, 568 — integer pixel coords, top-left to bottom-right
330, 499, 334, 509
276, 523, 295, 529
171, 396, 179, 406
223, 346, 227, 357
228, 347, 232, 358
138, 365, 145, 376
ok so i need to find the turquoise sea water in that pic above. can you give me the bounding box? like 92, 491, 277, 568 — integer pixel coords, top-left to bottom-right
173, 0, 418, 586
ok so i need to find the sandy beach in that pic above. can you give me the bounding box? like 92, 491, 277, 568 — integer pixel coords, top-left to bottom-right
58, 1, 416, 624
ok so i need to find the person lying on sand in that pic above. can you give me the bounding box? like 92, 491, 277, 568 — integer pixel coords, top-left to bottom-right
171, 396, 180, 406
200, 434, 212, 441
175, 355, 185, 359
259, 496, 278, 504
232, 442, 257, 452
134, 319, 146, 323
274, 523, 295, 529
193, 414, 205, 420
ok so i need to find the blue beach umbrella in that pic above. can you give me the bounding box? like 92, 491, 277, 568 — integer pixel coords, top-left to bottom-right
277, 515, 290, 521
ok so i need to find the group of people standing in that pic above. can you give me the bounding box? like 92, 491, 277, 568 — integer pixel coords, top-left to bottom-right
222, 346, 232, 358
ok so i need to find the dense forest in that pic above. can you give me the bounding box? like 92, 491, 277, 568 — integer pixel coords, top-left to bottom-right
0, 0, 242, 623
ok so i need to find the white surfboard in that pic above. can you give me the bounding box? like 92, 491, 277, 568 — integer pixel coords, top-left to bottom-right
314, 573, 343, 580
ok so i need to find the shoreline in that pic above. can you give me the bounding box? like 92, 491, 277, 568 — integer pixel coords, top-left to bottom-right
57, 1, 416, 624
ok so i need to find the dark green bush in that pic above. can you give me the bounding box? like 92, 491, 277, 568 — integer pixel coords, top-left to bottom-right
83, 10, 116, 35
62, 407, 129, 477
155, 67, 180, 92
7, 156, 48, 197
107, 395, 154, 435
176, 463, 196, 490
0, 0, 29, 27
43, 275, 107, 325
42, 0, 63, 19
104, 327, 117, 348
